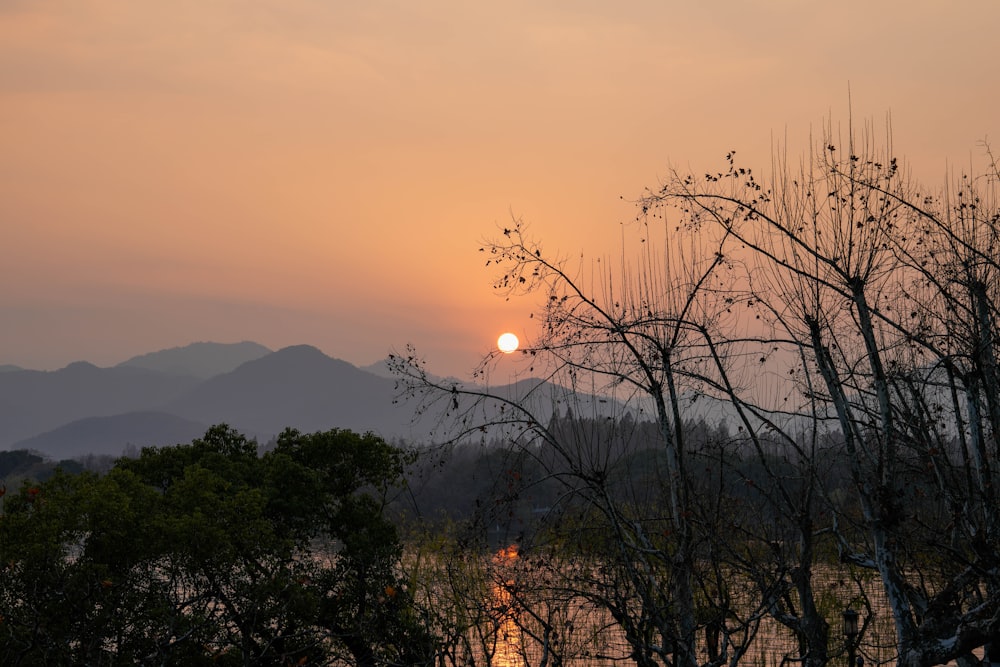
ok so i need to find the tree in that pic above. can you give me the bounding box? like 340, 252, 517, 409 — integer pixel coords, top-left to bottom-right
641, 121, 1000, 667
267, 427, 436, 667
392, 116, 1000, 667
0, 425, 434, 666
391, 217, 774, 667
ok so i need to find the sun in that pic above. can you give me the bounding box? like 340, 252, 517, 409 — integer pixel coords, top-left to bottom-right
497, 332, 519, 354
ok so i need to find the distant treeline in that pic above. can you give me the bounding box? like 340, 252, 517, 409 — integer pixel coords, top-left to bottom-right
0, 448, 83, 483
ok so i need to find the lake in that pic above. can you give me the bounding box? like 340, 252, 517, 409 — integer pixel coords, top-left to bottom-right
413, 545, 902, 667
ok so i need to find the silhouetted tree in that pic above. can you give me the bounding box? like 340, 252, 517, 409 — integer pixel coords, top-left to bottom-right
642, 120, 1000, 667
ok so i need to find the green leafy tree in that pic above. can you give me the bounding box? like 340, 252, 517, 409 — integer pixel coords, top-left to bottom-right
0, 425, 435, 666
267, 427, 436, 666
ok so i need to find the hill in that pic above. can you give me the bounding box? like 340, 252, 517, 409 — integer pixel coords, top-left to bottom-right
165, 344, 414, 442
0, 344, 435, 458
117, 341, 272, 378
0, 342, 623, 460
0, 363, 201, 448
12, 411, 210, 460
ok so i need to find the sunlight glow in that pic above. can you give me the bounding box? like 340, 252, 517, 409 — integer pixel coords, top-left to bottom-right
497, 332, 519, 353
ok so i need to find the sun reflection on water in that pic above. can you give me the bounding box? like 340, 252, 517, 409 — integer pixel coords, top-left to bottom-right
491, 545, 526, 667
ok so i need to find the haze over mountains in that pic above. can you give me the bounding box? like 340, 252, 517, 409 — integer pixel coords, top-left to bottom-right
118, 341, 273, 379
3, 341, 709, 462
0, 342, 437, 460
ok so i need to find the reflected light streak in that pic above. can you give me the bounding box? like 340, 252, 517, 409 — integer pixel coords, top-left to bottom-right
491, 544, 526, 667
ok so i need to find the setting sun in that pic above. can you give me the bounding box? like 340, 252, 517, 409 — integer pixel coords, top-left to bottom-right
497, 332, 519, 353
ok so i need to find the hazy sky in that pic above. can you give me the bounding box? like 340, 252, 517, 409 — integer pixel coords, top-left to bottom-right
2, 1, 998, 377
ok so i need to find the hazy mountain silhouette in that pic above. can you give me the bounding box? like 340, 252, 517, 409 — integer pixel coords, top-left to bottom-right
0, 341, 626, 460
12, 411, 210, 460
0, 364, 23, 373
359, 359, 394, 378
0, 344, 436, 458
118, 341, 272, 379
0, 363, 201, 448
165, 345, 417, 443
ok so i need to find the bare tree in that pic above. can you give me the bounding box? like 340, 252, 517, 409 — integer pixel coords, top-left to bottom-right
641, 119, 1000, 667
391, 218, 768, 667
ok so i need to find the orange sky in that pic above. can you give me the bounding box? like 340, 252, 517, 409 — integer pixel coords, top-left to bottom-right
2, 1, 998, 377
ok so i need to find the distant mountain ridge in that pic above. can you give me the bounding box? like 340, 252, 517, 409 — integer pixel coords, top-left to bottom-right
164, 344, 409, 440
0, 363, 202, 448
0, 342, 447, 459
117, 341, 272, 378
1, 341, 621, 461
13, 412, 210, 461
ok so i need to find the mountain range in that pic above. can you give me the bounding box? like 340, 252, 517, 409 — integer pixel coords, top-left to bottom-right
1, 342, 608, 461
0, 342, 446, 460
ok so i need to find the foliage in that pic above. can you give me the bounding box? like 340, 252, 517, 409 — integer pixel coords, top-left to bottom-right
0, 425, 434, 666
